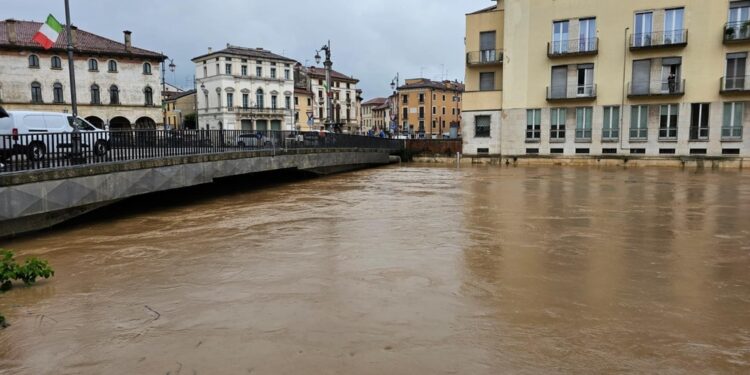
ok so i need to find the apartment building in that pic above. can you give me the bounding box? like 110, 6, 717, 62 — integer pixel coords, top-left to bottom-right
192, 44, 295, 131
397, 78, 464, 138
303, 66, 360, 133
462, 0, 750, 158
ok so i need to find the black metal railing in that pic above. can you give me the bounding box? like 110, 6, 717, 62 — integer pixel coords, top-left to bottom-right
466, 49, 504, 65
548, 38, 599, 57
721, 75, 750, 92
630, 29, 688, 49
628, 79, 686, 96
546, 84, 597, 100
0, 130, 402, 174
724, 21, 750, 43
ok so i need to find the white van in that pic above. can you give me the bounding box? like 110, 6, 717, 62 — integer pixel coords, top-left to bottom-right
0, 111, 110, 161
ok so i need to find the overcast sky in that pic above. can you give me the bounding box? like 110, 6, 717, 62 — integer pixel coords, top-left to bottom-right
5, 0, 490, 98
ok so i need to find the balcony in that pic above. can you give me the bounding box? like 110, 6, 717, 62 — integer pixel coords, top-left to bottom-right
466, 49, 504, 66
721, 76, 750, 94
630, 30, 688, 50
546, 84, 597, 102
628, 80, 685, 98
724, 22, 750, 44
547, 38, 599, 58
235, 107, 289, 116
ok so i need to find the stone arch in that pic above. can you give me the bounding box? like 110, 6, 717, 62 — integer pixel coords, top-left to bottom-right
135, 116, 157, 129
134, 117, 157, 146
109, 116, 132, 146
85, 116, 104, 129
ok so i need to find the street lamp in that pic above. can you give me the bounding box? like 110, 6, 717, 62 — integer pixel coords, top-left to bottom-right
390, 73, 400, 135
162, 57, 176, 130
314, 41, 333, 131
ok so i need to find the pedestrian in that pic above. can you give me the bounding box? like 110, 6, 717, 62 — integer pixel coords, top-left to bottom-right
668, 72, 676, 93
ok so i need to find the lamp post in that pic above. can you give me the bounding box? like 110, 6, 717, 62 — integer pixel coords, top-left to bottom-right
63, 0, 84, 164
390, 73, 400, 136
162, 57, 175, 130
314, 41, 333, 131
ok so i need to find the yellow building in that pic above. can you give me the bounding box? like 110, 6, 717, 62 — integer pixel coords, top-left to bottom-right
294, 87, 314, 131
164, 90, 196, 129
463, 0, 750, 158
397, 78, 463, 138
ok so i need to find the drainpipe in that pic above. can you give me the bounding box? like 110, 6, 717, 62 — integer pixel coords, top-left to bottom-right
620, 27, 629, 152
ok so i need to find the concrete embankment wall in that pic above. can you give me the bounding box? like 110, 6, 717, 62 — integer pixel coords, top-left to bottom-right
410, 154, 748, 169
0, 149, 392, 238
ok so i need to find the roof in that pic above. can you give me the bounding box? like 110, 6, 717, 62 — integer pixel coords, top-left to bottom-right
192, 45, 296, 63
362, 97, 387, 106
467, 4, 499, 15
0, 19, 165, 60
294, 87, 313, 96
168, 89, 196, 102
398, 79, 465, 92
373, 101, 391, 111
306, 66, 359, 84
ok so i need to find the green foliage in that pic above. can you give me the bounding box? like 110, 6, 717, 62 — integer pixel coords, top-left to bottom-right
0, 249, 54, 291
0, 313, 6, 328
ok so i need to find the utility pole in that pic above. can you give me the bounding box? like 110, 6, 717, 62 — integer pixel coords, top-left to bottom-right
64, 0, 83, 163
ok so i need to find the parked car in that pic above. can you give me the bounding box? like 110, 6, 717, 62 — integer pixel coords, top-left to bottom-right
236, 132, 276, 149
0, 111, 110, 161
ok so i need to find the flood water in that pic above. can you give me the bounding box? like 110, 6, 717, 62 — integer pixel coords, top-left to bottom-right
1, 165, 749, 374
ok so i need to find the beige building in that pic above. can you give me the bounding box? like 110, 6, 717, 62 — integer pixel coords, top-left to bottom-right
463, 0, 750, 158
0, 19, 165, 130
397, 78, 463, 138
362, 97, 387, 130
300, 66, 361, 133
165, 90, 196, 129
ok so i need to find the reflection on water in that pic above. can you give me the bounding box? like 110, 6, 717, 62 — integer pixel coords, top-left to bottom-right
1, 165, 749, 374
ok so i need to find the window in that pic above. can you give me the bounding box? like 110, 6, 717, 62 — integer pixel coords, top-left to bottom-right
53, 83, 64, 103
418, 107, 425, 119
630, 105, 648, 139
475, 115, 490, 138
661, 58, 682, 93
726, 53, 747, 90
432, 120, 436, 129
143, 62, 152, 74
690, 103, 709, 140
90, 84, 100, 104
577, 64, 594, 96
256, 66, 262, 77
402, 107, 408, 119
552, 20, 570, 54
242, 93, 249, 109
432, 107, 436, 115
88, 59, 98, 71
526, 109, 541, 141
575, 107, 592, 140
550, 108, 566, 141
28, 54, 39, 68
241, 65, 247, 76
402, 94, 408, 104
51, 56, 62, 69
108, 60, 118, 72
634, 11, 654, 47
203, 66, 207, 77
216, 64, 220, 75
216, 92, 221, 108
144, 87, 153, 106
256, 89, 264, 108
479, 31, 497, 62
307, 98, 311, 106
664, 8, 684, 44
284, 69, 290, 80
226, 92, 234, 109
442, 107, 446, 115
109, 85, 119, 104
418, 93, 425, 103
659, 104, 679, 139
225, 64, 232, 75
271, 68, 276, 78
271, 95, 277, 109
30, 82, 42, 103
550, 66, 567, 98
602, 106, 620, 140
579, 18, 596, 52
285, 96, 291, 109
729, 1, 750, 39
479, 72, 495, 91
723, 102, 744, 139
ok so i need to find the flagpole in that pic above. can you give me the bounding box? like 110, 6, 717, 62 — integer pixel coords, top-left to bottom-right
63, 0, 83, 163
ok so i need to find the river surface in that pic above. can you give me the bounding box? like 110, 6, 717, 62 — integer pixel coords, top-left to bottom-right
1, 165, 749, 374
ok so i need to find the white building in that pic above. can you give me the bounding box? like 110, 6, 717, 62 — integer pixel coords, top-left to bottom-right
0, 19, 165, 130
298, 66, 361, 133
192, 45, 296, 131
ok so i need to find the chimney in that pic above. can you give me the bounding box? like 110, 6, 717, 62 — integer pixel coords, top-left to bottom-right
123, 30, 132, 49
208, 47, 212, 53
6, 19, 17, 44
70, 25, 78, 46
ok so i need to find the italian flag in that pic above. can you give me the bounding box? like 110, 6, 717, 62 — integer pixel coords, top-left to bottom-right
32, 14, 63, 50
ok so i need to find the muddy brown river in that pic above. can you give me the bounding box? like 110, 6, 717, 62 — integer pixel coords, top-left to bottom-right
1, 165, 749, 374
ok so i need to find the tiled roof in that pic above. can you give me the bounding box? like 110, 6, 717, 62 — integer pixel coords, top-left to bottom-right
0, 19, 165, 60
398, 79, 465, 92
467, 4, 498, 15
169, 89, 196, 101
373, 101, 391, 111
192, 45, 296, 63
294, 87, 313, 95
362, 97, 387, 106
306, 66, 359, 83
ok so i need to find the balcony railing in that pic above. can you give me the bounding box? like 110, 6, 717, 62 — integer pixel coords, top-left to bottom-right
630, 29, 688, 50
724, 21, 750, 43
628, 79, 685, 97
721, 76, 750, 93
547, 38, 599, 57
235, 107, 289, 116
546, 84, 597, 101
466, 49, 504, 66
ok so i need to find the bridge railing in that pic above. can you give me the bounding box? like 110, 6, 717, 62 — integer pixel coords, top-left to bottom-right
0, 129, 403, 174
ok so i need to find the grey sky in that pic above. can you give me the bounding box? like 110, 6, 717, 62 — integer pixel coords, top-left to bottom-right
4, 0, 490, 98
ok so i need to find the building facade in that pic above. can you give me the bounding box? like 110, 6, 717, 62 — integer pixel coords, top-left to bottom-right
192, 45, 295, 131
165, 89, 196, 129
0, 19, 165, 130
299, 66, 361, 133
463, 0, 750, 158
397, 78, 464, 138
362, 97, 387, 131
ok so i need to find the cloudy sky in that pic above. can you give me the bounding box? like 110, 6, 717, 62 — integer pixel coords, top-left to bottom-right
5, 0, 491, 98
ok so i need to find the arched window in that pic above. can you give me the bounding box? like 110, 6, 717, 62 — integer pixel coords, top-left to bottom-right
53, 83, 64, 103
143, 62, 152, 75
51, 56, 62, 69
28, 54, 39, 68
30, 81, 43, 103
88, 59, 98, 71
90, 84, 100, 104
108, 60, 118, 73
256, 88, 264, 109
144, 87, 153, 106
109, 85, 120, 105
